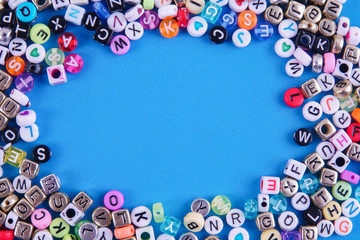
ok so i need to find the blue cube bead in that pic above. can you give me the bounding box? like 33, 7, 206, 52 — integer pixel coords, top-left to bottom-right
219, 9, 237, 29
160, 216, 181, 236
253, 21, 274, 40
244, 199, 257, 219
92, 2, 110, 20
269, 195, 287, 215
201, 2, 222, 24
299, 174, 319, 194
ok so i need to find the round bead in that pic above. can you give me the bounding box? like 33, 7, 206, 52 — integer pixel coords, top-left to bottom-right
185, 0, 205, 14
253, 21, 273, 40
131, 206, 152, 227
232, 28, 251, 48
317, 220, 334, 238
302, 101, 323, 122
104, 190, 124, 211
1, 126, 19, 144
228, 227, 249, 240
274, 38, 295, 58
211, 195, 231, 215
191, 199, 210, 217
346, 123, 360, 142
159, 19, 179, 38
30, 23, 51, 44
283, 88, 304, 108
15, 73, 34, 93
16, 110, 36, 127
248, 0, 266, 14
285, 59, 303, 78
48, 15, 67, 34
64, 54, 84, 73
269, 195, 287, 214
125, 22, 144, 41
49, 218, 70, 238
184, 212, 204, 232
229, 0, 248, 12
157, 233, 175, 240
209, 26, 227, 44
316, 73, 335, 91
13, 175, 31, 193
293, 128, 312, 146
31, 208, 52, 229
332, 180, 352, 201
20, 123, 39, 142
322, 201, 341, 220
9, 38, 27, 57
278, 211, 298, 231
139, 10, 159, 30
107, 12, 127, 32
58, 32, 77, 52
33, 145, 52, 163
98, 228, 113, 240
341, 198, 360, 218
225, 208, 245, 228
333, 110, 351, 129
45, 48, 65, 66
291, 192, 310, 211
278, 19, 298, 38
320, 95, 340, 115
26, 44, 46, 64
238, 10, 257, 30
299, 174, 319, 193
110, 35, 131, 55
304, 206, 322, 225
204, 216, 223, 234
187, 16, 208, 37
261, 229, 281, 240
334, 217, 352, 236
6, 57, 25, 76
16, 2, 37, 23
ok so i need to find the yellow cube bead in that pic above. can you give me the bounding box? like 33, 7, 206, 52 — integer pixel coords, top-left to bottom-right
4, 147, 27, 167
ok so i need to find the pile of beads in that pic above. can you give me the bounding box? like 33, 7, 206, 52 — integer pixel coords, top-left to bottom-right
0, 0, 358, 239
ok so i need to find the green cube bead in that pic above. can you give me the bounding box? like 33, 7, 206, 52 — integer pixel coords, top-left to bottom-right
211, 195, 231, 215
49, 218, 70, 238
4, 146, 27, 167
153, 202, 165, 223
332, 180, 352, 201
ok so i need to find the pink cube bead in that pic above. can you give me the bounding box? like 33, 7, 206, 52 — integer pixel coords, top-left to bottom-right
104, 190, 124, 211
340, 170, 360, 184
31, 208, 52, 229
323, 52, 336, 73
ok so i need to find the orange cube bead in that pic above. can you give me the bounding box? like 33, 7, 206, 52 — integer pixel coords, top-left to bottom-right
351, 108, 360, 123
114, 225, 135, 239
6, 56, 25, 76
238, 10, 257, 30
159, 19, 179, 38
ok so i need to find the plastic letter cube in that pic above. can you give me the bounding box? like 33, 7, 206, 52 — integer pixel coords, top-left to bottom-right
260, 176, 280, 194
160, 216, 181, 236
64, 4, 85, 25
330, 129, 352, 151
244, 199, 257, 219
4, 146, 26, 167
47, 64, 67, 86
201, 2, 222, 24
60, 203, 85, 226
284, 159, 306, 180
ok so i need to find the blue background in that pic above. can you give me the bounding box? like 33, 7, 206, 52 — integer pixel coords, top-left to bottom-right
3, 1, 360, 239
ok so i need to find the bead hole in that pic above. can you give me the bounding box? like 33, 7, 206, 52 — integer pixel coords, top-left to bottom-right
321, 124, 330, 134
51, 69, 61, 79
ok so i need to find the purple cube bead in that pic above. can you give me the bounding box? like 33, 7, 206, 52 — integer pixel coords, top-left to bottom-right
15, 73, 34, 93
281, 231, 301, 240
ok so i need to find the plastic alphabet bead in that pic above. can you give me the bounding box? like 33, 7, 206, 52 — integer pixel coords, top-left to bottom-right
322, 201, 341, 220
275, 38, 295, 58
225, 208, 245, 227
160, 216, 181, 236
261, 229, 281, 240
302, 101, 322, 122
49, 217, 70, 238
125, 4, 144, 22
30, 23, 51, 44
304, 206, 322, 225
183, 212, 204, 232
346, 27, 360, 46
204, 216, 223, 234
320, 95, 339, 115
260, 176, 280, 194
293, 128, 312, 146
285, 59, 303, 78
6, 57, 25, 76
334, 216, 352, 236
64, 4, 86, 26
278, 211, 298, 231
45, 48, 65, 66
31, 208, 52, 229
60, 203, 85, 226
139, 10, 159, 30
26, 44, 46, 64
332, 180, 352, 201
228, 0, 247, 13
152, 202, 164, 223
248, 0, 266, 14
328, 151, 350, 173
48, 15, 67, 34
209, 195, 230, 215
1, 126, 19, 144
232, 29, 251, 48
5, 146, 26, 167
187, 16, 208, 37
9, 38, 27, 57
159, 19, 179, 38
244, 199, 257, 219
269, 195, 287, 215
330, 129, 352, 151
131, 206, 152, 227
291, 192, 310, 211
107, 12, 127, 32
341, 198, 360, 218
16, 2, 37, 23
110, 35, 131, 55
15, 73, 34, 93
104, 190, 124, 211
228, 227, 249, 240
218, 9, 237, 29
155, 0, 171, 8
64, 53, 83, 74
283, 88, 304, 108
16, 110, 36, 127
135, 226, 155, 240
33, 230, 53, 240
47, 64, 67, 85
278, 19, 298, 38
58, 32, 77, 52
333, 110, 351, 129
254, 21, 273, 40
13, 175, 31, 193
201, 2, 222, 24
284, 159, 306, 180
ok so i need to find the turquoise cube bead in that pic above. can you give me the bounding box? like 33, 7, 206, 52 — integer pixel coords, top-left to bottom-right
160, 216, 181, 236
244, 199, 258, 219
269, 195, 287, 215
299, 174, 319, 194
201, 2, 222, 24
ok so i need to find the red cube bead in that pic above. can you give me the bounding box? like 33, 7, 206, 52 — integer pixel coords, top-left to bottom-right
177, 7, 189, 28
284, 88, 304, 108
58, 32, 78, 52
